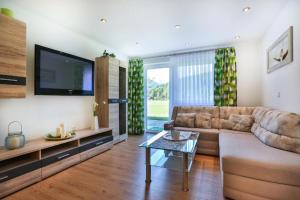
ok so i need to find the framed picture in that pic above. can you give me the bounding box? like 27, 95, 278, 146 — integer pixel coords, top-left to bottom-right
267, 26, 293, 73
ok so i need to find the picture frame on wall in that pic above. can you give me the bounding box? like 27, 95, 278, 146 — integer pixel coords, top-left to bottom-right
267, 26, 293, 73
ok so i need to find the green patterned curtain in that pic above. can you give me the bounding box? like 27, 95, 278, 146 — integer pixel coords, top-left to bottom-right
214, 47, 237, 106
128, 59, 144, 135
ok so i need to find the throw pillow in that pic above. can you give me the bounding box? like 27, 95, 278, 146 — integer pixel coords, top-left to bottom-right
229, 114, 254, 132
195, 113, 212, 129
220, 119, 234, 130
175, 113, 196, 128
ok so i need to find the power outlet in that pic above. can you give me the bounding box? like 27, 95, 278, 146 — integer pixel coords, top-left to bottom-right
277, 92, 281, 98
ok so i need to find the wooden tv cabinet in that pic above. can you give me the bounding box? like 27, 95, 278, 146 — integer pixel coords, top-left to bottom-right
0, 128, 113, 198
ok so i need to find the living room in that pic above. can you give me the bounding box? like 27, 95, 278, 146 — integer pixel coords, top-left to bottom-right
0, 0, 299, 199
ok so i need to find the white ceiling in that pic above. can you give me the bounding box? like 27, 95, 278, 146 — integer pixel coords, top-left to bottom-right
3, 0, 288, 57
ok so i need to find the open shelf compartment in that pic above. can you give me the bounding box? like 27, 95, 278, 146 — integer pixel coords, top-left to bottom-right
0, 151, 40, 173
80, 131, 112, 146
41, 140, 78, 159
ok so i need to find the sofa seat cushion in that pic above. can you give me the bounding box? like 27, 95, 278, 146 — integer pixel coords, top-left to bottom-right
219, 132, 300, 187
220, 129, 251, 135
173, 127, 219, 141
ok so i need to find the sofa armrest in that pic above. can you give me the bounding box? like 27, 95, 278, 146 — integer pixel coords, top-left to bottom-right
164, 120, 174, 130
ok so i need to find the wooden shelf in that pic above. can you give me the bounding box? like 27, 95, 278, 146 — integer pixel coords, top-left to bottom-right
0, 151, 39, 173
80, 131, 112, 146
0, 128, 112, 161
0, 128, 113, 198
41, 141, 78, 159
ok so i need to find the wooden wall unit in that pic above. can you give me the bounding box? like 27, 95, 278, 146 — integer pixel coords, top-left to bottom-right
0, 128, 113, 198
0, 14, 27, 98
95, 56, 128, 144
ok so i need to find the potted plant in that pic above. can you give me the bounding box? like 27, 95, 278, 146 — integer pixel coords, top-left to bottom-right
0, 8, 14, 17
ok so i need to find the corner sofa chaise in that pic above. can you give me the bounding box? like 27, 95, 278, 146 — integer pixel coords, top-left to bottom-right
164, 106, 300, 200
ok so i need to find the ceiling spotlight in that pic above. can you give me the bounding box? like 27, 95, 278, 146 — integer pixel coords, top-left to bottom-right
175, 25, 181, 29
100, 18, 107, 23
242, 6, 251, 12
234, 35, 241, 40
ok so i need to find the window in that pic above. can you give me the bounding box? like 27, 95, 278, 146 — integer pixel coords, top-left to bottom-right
144, 50, 215, 131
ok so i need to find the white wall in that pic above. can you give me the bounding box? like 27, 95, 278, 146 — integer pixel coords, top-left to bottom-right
0, 3, 127, 146
260, 0, 300, 113
234, 40, 262, 106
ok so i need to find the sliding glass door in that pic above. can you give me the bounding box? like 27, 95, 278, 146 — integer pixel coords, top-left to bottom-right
145, 67, 170, 132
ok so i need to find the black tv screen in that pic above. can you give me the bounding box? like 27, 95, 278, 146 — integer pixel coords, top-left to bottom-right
35, 45, 94, 96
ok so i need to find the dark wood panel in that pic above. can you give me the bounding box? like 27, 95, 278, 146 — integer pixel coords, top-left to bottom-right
95, 56, 109, 127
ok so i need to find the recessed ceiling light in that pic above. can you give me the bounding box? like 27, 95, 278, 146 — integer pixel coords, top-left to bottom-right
175, 25, 181, 29
135, 42, 139, 45
234, 35, 241, 40
100, 18, 107, 23
242, 6, 251, 12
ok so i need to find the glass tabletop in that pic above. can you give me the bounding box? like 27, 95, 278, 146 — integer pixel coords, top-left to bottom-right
139, 130, 200, 153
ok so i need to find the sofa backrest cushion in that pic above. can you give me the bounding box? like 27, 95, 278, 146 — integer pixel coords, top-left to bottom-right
220, 106, 255, 120
251, 108, 300, 154
195, 113, 212, 129
174, 113, 196, 128
219, 107, 255, 131
173, 106, 220, 128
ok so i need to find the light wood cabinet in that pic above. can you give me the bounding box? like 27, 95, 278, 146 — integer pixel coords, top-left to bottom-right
0, 128, 113, 198
0, 14, 27, 98
95, 56, 128, 144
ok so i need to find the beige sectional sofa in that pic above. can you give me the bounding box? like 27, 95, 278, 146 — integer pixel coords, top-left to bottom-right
164, 106, 300, 200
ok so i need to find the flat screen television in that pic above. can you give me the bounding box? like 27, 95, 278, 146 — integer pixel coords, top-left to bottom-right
35, 45, 94, 96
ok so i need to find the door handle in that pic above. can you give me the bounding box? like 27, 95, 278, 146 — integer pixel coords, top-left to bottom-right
95, 141, 103, 146
0, 176, 8, 181
57, 153, 70, 160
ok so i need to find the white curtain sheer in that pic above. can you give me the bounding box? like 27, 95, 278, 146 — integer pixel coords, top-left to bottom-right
171, 50, 215, 107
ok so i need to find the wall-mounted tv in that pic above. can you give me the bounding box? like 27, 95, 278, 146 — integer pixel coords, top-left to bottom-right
35, 45, 94, 96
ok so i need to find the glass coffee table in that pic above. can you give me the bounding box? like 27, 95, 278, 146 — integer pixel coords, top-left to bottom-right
139, 130, 199, 191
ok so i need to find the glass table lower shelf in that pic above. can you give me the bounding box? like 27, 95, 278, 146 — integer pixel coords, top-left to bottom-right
150, 149, 196, 172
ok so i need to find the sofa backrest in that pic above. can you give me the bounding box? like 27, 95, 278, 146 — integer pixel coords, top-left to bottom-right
251, 107, 300, 154
219, 107, 255, 131
172, 106, 220, 129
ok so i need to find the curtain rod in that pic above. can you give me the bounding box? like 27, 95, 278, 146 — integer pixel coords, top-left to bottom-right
137, 44, 233, 60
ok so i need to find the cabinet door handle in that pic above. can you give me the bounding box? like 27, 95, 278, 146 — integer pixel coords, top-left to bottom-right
0, 176, 8, 181
96, 141, 103, 146
0, 78, 18, 82
57, 153, 70, 160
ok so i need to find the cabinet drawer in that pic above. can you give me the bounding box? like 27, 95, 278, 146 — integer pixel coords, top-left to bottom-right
42, 154, 80, 179
0, 169, 41, 199
0, 160, 41, 183
79, 136, 113, 153
41, 148, 79, 167
80, 141, 113, 162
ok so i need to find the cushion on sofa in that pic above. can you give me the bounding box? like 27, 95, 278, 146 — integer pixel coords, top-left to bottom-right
173, 127, 219, 141
220, 114, 254, 132
195, 113, 212, 129
174, 113, 196, 128
219, 132, 300, 187
174, 106, 220, 129
229, 114, 254, 132
251, 109, 300, 154
220, 106, 255, 120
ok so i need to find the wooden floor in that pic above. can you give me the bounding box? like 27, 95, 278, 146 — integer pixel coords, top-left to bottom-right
5, 135, 223, 200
